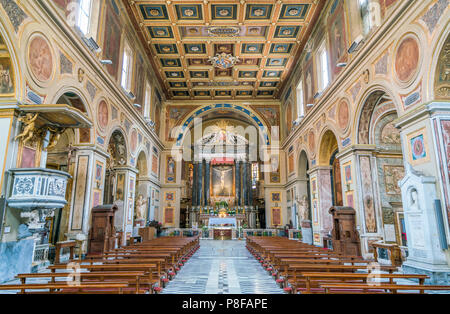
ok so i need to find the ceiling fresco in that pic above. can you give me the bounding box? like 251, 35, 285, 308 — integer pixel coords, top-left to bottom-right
125, 1, 325, 100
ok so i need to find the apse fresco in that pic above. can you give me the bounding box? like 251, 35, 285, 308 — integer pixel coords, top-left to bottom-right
212, 166, 233, 197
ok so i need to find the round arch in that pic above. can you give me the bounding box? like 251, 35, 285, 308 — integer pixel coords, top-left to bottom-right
174, 104, 272, 147
353, 85, 400, 145
0, 18, 22, 100
298, 149, 310, 179
318, 129, 339, 166
106, 127, 129, 166
136, 149, 148, 177
50, 85, 94, 119
429, 24, 450, 100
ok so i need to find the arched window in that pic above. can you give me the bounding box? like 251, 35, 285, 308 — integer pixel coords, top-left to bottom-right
76, 0, 93, 36
144, 82, 152, 119
317, 40, 330, 93
121, 43, 133, 91
296, 80, 304, 119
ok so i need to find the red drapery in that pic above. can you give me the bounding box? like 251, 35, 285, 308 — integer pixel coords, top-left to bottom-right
211, 157, 234, 165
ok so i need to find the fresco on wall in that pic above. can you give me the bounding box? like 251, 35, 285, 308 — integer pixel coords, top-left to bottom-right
420, 0, 449, 35
337, 99, 350, 131
79, 128, 90, 143
0, 0, 28, 32
359, 156, 377, 233
152, 154, 159, 176
166, 156, 176, 183
0, 40, 14, 94
165, 106, 196, 141
134, 54, 145, 112
103, 1, 121, 79
250, 106, 280, 128
130, 129, 138, 154
303, 58, 316, 107
327, 0, 347, 78
97, 100, 109, 131
154, 102, 161, 135
286, 103, 293, 131
307, 130, 315, 155
288, 153, 295, 175
28, 36, 53, 82
434, 34, 450, 99
395, 36, 420, 82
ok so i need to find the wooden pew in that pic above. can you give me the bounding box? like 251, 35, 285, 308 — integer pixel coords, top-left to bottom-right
320, 283, 450, 294
16, 271, 147, 294
0, 282, 130, 294
299, 272, 429, 294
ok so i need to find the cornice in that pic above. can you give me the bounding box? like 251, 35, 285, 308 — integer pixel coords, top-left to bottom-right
281, 0, 416, 149
35, 0, 165, 151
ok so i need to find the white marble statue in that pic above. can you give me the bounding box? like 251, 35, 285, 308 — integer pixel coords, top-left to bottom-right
135, 194, 147, 220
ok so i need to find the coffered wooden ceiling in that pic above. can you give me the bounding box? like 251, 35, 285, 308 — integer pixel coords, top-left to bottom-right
125, 0, 325, 101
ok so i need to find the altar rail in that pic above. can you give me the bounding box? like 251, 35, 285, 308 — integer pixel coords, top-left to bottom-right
161, 228, 294, 239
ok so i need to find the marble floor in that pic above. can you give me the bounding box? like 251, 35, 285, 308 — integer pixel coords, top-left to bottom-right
161, 240, 284, 294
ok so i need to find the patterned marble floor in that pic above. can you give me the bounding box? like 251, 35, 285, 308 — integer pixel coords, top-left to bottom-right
161, 240, 284, 294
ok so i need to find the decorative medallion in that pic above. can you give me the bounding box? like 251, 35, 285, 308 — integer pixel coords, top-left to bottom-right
209, 52, 240, 69
395, 36, 420, 83
207, 26, 240, 37
97, 100, 109, 131
28, 35, 53, 82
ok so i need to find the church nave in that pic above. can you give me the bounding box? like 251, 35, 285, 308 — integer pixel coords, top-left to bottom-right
162, 240, 284, 295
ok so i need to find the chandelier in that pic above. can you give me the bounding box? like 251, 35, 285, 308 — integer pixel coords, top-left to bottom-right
209, 52, 240, 69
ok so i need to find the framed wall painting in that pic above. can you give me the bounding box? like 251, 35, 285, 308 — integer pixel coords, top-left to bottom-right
345, 191, 354, 208
343, 161, 352, 184
95, 161, 103, 189
271, 207, 282, 227
166, 156, 176, 183
165, 192, 175, 202
271, 192, 281, 203
164, 207, 175, 225
407, 128, 430, 165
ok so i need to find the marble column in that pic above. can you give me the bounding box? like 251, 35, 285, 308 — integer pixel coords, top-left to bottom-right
243, 161, 248, 206
197, 161, 203, 207
204, 160, 210, 206
192, 162, 198, 206
247, 163, 253, 206
236, 161, 241, 206
308, 166, 334, 246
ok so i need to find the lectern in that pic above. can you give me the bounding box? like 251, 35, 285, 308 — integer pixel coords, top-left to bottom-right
88, 205, 118, 255
329, 206, 361, 257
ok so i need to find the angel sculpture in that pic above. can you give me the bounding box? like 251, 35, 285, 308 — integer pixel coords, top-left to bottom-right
15, 113, 39, 146
45, 126, 66, 151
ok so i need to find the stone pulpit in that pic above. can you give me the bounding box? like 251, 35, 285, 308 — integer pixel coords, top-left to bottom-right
329, 206, 362, 257
399, 164, 450, 284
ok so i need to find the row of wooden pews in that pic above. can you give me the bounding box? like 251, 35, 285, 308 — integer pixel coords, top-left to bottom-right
0, 235, 200, 294
246, 236, 450, 294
